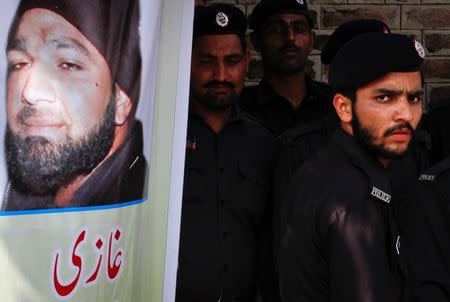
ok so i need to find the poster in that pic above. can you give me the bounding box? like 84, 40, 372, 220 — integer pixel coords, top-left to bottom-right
0, 1, 194, 301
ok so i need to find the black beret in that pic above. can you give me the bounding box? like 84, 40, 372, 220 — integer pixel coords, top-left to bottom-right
321, 19, 391, 65
193, 4, 247, 39
249, 0, 312, 30
329, 32, 425, 92
12, 0, 142, 105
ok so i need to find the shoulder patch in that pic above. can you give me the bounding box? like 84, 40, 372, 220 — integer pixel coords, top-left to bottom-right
370, 186, 391, 204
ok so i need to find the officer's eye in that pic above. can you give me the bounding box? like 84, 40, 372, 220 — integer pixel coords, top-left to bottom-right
60, 62, 82, 71
266, 23, 283, 33
408, 95, 422, 103
376, 95, 391, 102
292, 23, 309, 34
226, 57, 243, 66
198, 57, 214, 65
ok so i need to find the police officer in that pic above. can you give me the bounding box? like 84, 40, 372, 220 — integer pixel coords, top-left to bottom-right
274, 18, 395, 265
176, 4, 279, 302
422, 100, 450, 165
279, 32, 425, 302
239, 0, 333, 138
399, 159, 450, 301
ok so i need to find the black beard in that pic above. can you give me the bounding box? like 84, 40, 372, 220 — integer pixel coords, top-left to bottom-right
5, 98, 116, 196
191, 82, 238, 112
197, 91, 237, 112
352, 107, 413, 160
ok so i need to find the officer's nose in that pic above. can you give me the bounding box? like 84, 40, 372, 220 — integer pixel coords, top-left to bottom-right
213, 60, 227, 82
285, 26, 296, 42
393, 97, 414, 123
21, 63, 56, 105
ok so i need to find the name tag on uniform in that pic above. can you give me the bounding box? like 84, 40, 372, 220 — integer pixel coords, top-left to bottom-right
419, 174, 435, 181
370, 186, 391, 204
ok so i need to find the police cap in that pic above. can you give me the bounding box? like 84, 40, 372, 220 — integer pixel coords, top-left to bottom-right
193, 4, 247, 39
249, 0, 312, 30
321, 19, 391, 65
329, 32, 425, 92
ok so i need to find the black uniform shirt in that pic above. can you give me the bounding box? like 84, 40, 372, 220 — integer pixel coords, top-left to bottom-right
239, 76, 334, 137
399, 157, 450, 302
176, 106, 279, 302
280, 129, 405, 302
422, 99, 450, 165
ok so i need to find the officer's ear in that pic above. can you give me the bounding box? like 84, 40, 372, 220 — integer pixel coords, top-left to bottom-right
245, 50, 251, 73
307, 30, 316, 54
333, 93, 353, 130
114, 83, 132, 125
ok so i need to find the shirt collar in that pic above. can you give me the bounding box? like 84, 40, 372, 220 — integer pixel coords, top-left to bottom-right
188, 101, 245, 125
255, 74, 316, 107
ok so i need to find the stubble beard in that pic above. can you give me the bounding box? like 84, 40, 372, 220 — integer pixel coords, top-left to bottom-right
5, 97, 116, 196
352, 108, 413, 160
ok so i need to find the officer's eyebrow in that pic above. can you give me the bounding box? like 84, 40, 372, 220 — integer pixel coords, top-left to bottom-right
373, 88, 423, 96
407, 89, 424, 98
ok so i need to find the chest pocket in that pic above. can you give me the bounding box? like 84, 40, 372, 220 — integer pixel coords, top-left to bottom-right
232, 160, 272, 219
182, 164, 206, 205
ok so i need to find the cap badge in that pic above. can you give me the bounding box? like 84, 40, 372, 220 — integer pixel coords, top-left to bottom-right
414, 40, 426, 59
296, 0, 305, 4
216, 12, 229, 27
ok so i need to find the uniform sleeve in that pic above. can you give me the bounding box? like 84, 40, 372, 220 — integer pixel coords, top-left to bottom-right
326, 203, 400, 302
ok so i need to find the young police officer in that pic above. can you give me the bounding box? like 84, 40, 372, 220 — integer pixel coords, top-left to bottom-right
400, 157, 450, 301
176, 5, 279, 302
280, 32, 425, 302
274, 19, 395, 271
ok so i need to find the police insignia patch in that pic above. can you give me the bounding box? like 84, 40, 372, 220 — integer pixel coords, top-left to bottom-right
370, 186, 391, 204
414, 40, 426, 59
419, 174, 435, 181
216, 12, 229, 27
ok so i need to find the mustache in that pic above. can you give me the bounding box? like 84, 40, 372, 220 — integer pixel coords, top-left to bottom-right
384, 123, 414, 137
204, 81, 235, 89
279, 43, 300, 53
17, 107, 64, 124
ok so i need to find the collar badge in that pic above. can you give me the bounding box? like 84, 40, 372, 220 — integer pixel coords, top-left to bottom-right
370, 186, 391, 204
186, 138, 197, 151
